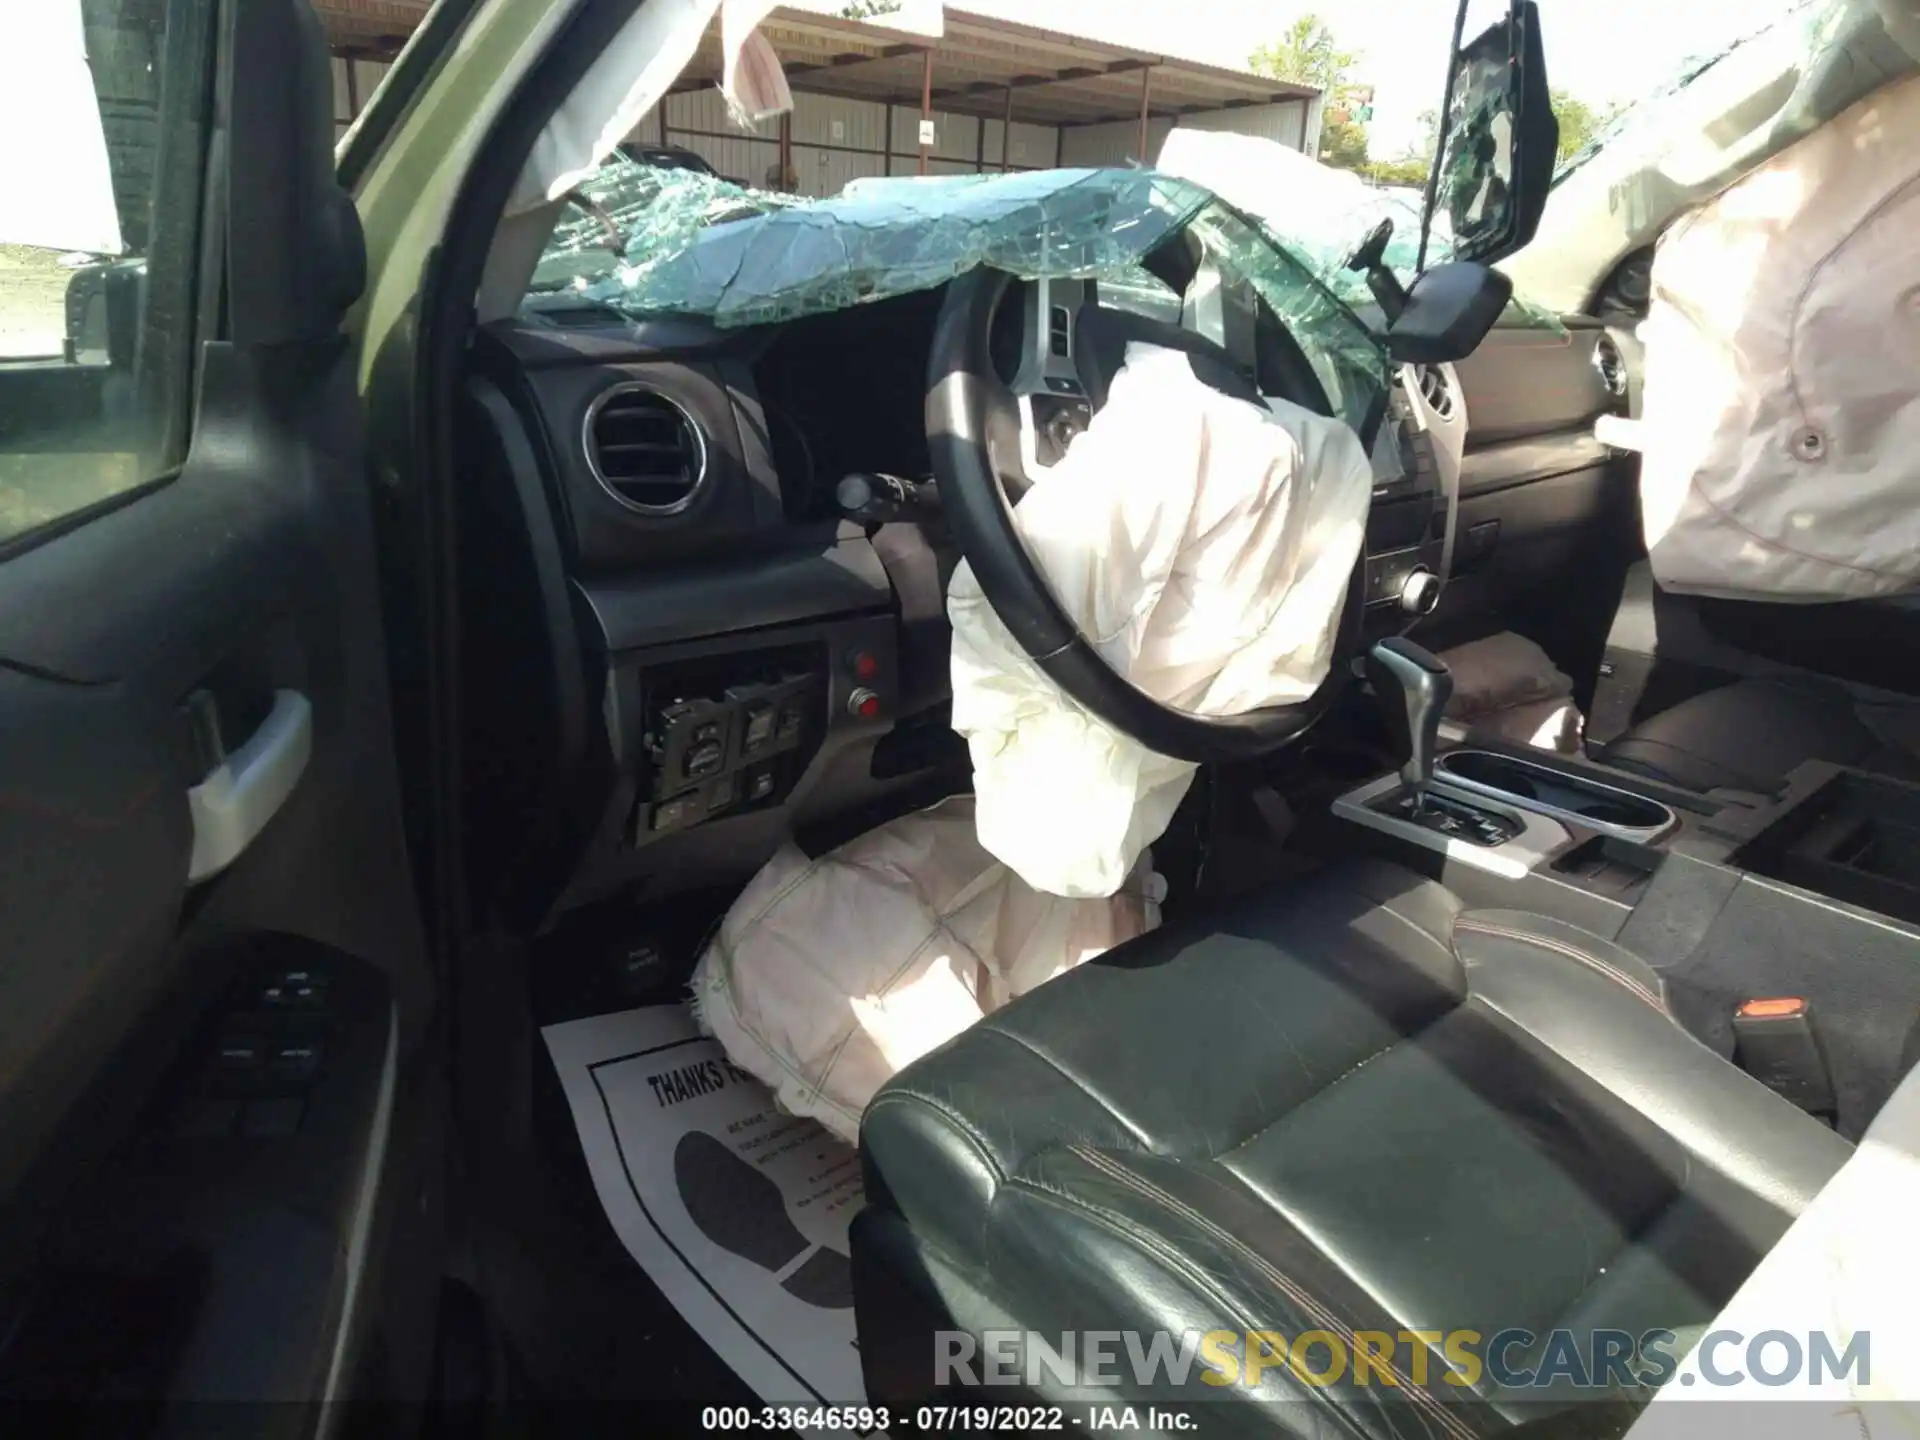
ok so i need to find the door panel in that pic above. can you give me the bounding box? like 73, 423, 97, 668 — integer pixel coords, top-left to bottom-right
0, 0, 436, 1413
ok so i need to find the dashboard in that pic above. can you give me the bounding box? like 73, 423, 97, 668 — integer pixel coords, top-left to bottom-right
458, 280, 1629, 930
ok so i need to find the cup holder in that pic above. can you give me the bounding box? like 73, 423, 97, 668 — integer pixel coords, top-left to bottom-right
1437, 750, 1676, 841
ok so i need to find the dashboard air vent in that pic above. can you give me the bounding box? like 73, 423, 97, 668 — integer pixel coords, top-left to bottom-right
584, 384, 708, 516
1593, 334, 1629, 399
1410, 364, 1455, 421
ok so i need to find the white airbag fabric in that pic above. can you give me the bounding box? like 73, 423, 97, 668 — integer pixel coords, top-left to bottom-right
948, 343, 1373, 898
689, 798, 1160, 1144
1638, 72, 1920, 601
1626, 1058, 1920, 1430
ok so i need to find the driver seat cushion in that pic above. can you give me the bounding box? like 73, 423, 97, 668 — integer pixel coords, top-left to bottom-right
855, 861, 1850, 1429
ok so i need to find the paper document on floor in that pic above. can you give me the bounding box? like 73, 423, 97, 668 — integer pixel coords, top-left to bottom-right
542, 1005, 876, 1434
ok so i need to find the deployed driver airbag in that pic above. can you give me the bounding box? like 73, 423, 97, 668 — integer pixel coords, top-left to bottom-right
948, 342, 1373, 898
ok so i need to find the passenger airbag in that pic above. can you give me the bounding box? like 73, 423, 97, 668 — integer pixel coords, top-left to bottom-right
1638, 73, 1920, 601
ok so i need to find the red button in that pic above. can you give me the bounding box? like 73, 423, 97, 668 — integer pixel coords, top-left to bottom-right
849, 650, 879, 681
856, 693, 881, 719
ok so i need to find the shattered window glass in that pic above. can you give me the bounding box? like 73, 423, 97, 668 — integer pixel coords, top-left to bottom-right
1097, 263, 1184, 326
1181, 201, 1390, 438
1155, 128, 1565, 334
525, 161, 1390, 439
530, 157, 790, 296
1436, 46, 1518, 259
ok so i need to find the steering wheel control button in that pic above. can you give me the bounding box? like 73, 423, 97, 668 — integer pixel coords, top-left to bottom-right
683, 742, 724, 780
848, 687, 882, 720
261, 971, 327, 1010
746, 769, 776, 803
216, 1028, 265, 1071
1399, 567, 1442, 615
270, 1042, 323, 1083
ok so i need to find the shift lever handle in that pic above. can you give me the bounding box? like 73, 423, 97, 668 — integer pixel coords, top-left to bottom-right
1366, 638, 1454, 810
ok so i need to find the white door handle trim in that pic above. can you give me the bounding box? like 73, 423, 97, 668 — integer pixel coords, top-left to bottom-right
186, 689, 313, 883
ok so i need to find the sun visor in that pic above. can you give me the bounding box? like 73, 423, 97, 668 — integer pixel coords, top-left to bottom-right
507, 0, 791, 219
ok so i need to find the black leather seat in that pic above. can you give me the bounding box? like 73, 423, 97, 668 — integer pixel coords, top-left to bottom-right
1599, 677, 1920, 795
850, 861, 1849, 1435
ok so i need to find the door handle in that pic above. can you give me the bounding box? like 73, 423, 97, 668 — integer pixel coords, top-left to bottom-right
186, 689, 313, 883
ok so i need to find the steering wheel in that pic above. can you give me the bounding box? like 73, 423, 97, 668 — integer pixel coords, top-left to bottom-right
925, 268, 1364, 765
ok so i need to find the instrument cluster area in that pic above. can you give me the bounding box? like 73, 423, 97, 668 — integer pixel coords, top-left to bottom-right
456, 286, 1482, 928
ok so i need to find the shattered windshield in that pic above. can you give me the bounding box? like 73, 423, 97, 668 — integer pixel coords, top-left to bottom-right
525, 159, 1389, 439
1151, 128, 1560, 332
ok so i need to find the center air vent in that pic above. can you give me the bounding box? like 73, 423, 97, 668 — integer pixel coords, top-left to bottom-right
1409, 363, 1455, 421
584, 384, 708, 516
1593, 334, 1629, 399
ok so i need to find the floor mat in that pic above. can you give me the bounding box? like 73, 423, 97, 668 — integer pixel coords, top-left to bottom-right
541, 1005, 870, 1422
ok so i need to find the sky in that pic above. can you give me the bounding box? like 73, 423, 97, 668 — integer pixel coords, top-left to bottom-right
936, 0, 1807, 156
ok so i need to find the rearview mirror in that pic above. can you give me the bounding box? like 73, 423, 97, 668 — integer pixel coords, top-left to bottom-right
1385, 262, 1513, 363
1419, 0, 1557, 269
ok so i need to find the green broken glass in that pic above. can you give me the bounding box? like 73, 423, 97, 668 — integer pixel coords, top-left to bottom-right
526, 157, 1391, 438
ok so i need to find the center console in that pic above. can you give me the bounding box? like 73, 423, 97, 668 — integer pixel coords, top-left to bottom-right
1435, 749, 1675, 843
1334, 637, 1707, 931
1327, 640, 1920, 1139
1733, 765, 1920, 928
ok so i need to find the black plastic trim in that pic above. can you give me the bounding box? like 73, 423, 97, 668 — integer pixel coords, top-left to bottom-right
464, 376, 588, 771
577, 532, 893, 654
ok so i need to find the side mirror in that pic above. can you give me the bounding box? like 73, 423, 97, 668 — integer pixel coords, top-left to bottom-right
1419, 0, 1557, 269
63, 258, 146, 367
1385, 262, 1513, 363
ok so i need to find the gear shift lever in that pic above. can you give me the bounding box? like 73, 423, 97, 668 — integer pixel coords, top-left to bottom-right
1366, 638, 1453, 812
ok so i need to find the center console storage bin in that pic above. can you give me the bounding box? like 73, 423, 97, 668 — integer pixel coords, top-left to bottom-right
1737, 767, 1920, 925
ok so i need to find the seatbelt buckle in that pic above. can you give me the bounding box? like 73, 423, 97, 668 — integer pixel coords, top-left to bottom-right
1732, 997, 1836, 1124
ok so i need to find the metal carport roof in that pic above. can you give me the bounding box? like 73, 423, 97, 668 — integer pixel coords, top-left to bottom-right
313, 2, 1316, 130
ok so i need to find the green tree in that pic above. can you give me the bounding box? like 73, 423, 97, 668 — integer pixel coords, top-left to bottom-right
840, 0, 903, 17
1358, 157, 1430, 188
1250, 16, 1371, 171
1550, 89, 1622, 165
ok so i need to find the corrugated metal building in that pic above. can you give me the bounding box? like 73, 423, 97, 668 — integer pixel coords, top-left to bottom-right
317, 2, 1320, 193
